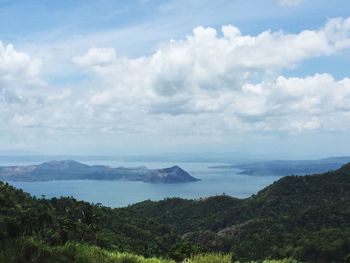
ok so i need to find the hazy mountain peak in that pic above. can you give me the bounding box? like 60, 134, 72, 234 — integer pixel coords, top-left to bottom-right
0, 160, 198, 183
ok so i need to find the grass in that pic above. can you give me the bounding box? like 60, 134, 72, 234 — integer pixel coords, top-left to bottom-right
54, 243, 176, 263
188, 253, 233, 262
182, 253, 300, 263
1, 238, 301, 263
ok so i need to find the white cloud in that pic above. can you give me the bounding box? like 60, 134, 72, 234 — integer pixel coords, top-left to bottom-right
70, 17, 350, 134
275, 0, 303, 7
72, 47, 117, 68
3, 17, 350, 152
231, 74, 350, 132
0, 41, 43, 87
74, 17, 350, 93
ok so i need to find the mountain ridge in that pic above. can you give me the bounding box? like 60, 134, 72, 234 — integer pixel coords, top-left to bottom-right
0, 160, 199, 183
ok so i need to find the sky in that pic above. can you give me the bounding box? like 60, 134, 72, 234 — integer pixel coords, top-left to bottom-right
1, 0, 350, 159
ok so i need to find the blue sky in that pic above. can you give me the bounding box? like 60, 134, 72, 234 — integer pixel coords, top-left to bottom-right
1, 0, 350, 158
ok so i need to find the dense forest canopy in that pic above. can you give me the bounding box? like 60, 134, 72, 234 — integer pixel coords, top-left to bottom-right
1, 163, 350, 262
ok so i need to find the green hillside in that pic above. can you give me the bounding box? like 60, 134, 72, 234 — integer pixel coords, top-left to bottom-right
1, 163, 350, 262
130, 163, 350, 262
0, 181, 178, 258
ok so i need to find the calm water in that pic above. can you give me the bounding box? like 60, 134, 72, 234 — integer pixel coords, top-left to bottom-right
3, 159, 281, 207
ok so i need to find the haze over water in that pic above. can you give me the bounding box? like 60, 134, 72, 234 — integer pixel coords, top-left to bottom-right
2, 158, 280, 207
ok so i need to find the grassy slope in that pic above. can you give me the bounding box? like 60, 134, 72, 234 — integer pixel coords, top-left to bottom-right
0, 238, 299, 263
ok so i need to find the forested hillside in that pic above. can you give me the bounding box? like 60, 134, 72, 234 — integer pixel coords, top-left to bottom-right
0, 181, 179, 259
1, 163, 350, 262
130, 163, 350, 262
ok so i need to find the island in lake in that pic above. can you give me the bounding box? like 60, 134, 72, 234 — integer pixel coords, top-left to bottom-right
0, 160, 199, 183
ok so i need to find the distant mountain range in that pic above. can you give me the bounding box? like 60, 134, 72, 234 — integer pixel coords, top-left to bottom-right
209, 156, 350, 176
0, 160, 199, 183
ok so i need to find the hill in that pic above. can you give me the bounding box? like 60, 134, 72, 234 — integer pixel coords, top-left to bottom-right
0, 160, 199, 183
1, 162, 350, 262
130, 163, 350, 262
0, 181, 180, 259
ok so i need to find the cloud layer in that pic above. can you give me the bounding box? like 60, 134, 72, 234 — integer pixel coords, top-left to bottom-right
71, 17, 350, 131
1, 17, 350, 152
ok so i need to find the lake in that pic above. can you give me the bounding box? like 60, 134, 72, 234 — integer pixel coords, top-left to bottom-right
3, 158, 281, 207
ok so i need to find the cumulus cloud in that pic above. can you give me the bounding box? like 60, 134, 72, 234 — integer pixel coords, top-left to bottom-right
0, 41, 43, 87
74, 17, 350, 95
3, 17, 350, 153
0, 42, 45, 140
70, 17, 350, 134
231, 74, 350, 131
0, 41, 65, 150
